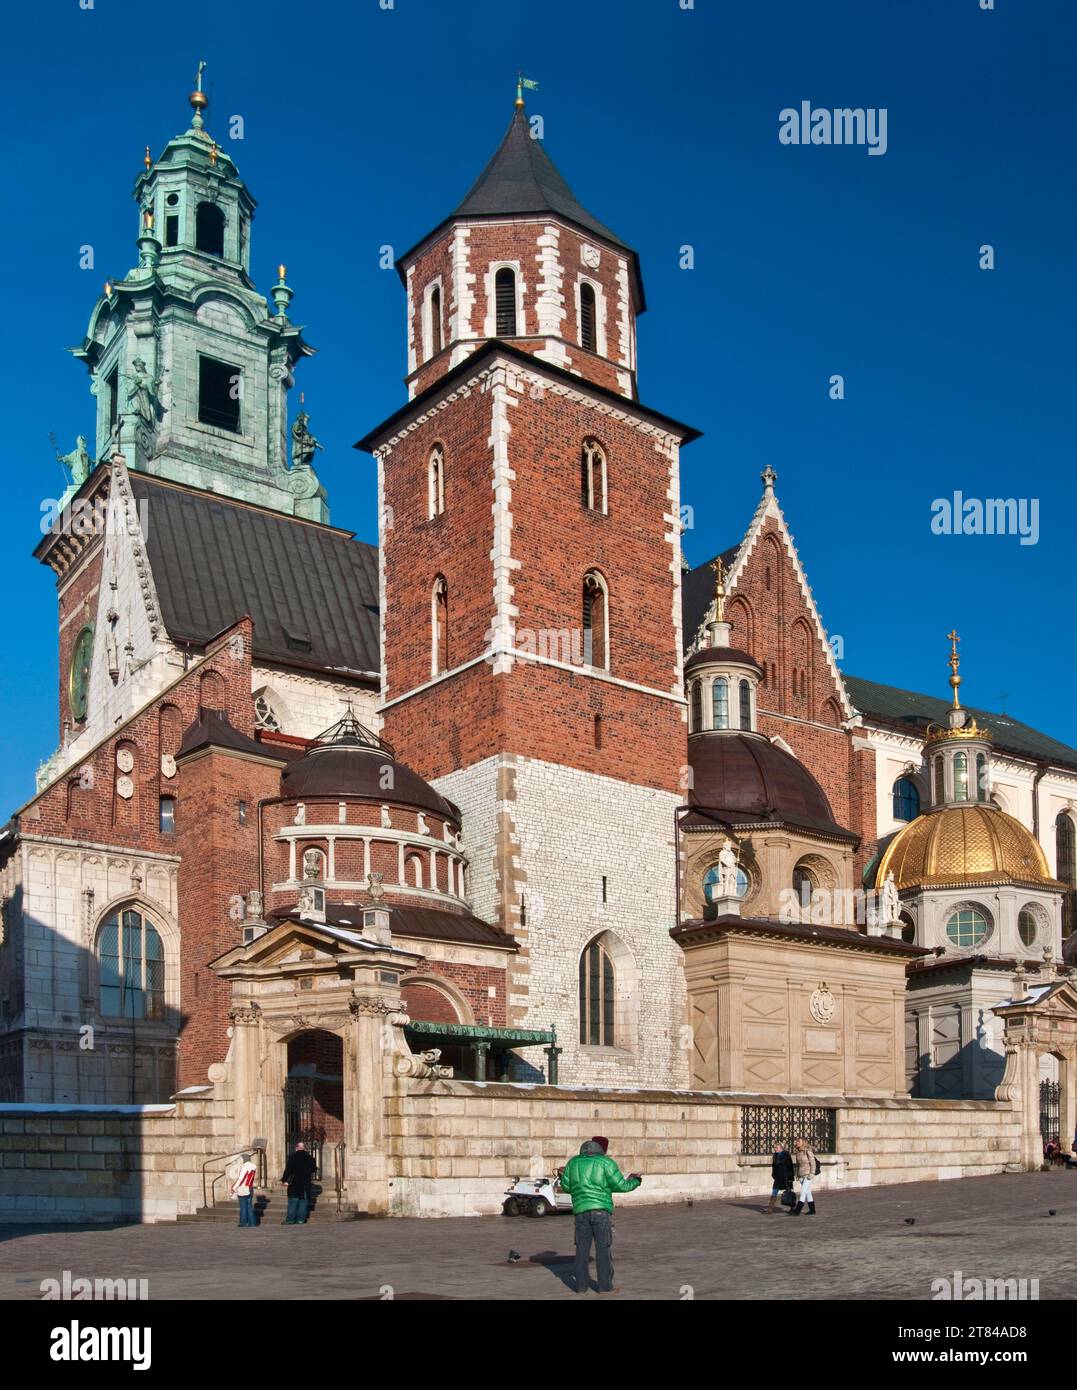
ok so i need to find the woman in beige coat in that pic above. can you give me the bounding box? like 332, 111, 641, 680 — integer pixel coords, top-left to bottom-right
791, 1136, 817, 1215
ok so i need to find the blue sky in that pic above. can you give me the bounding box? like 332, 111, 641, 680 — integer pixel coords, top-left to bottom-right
2, 0, 1073, 810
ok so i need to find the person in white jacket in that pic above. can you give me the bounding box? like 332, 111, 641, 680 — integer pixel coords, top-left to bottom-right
231, 1152, 259, 1227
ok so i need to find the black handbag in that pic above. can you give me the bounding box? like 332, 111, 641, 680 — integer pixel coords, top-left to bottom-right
780, 1188, 796, 1208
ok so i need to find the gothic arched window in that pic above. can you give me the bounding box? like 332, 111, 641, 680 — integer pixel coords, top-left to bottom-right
432, 576, 449, 675
892, 777, 920, 822
1057, 812, 1077, 938
195, 202, 225, 257
254, 694, 280, 731
739, 679, 752, 730
495, 267, 517, 336
428, 445, 445, 519
583, 572, 608, 670
712, 677, 729, 730
579, 936, 615, 1047
580, 282, 597, 352
98, 907, 165, 1020
581, 438, 607, 512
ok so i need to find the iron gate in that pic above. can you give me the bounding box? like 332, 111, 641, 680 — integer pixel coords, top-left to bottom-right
283, 1076, 323, 1174
1040, 1080, 1060, 1145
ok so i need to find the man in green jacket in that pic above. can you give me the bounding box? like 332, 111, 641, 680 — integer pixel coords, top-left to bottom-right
558, 1137, 642, 1294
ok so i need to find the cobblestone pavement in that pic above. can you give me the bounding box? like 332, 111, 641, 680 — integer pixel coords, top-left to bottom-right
2, 1172, 1076, 1301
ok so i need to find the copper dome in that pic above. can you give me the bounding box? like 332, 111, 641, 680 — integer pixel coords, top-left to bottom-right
280, 712, 459, 823
688, 732, 850, 837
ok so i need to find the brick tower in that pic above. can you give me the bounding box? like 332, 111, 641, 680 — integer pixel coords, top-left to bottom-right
359, 94, 698, 1087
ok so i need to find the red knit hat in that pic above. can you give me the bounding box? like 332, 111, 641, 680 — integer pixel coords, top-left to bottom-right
591, 1135, 610, 1153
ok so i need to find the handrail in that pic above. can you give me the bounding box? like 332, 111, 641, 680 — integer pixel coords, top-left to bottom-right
333, 1141, 346, 1212
202, 1145, 267, 1210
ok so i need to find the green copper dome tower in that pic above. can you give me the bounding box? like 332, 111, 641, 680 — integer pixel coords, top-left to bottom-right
70, 64, 328, 522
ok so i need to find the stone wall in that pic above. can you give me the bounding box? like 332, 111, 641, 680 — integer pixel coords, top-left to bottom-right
0, 1090, 236, 1224
386, 1078, 1022, 1218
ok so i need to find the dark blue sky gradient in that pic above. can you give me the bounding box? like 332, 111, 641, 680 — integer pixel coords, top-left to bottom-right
2, 0, 1073, 810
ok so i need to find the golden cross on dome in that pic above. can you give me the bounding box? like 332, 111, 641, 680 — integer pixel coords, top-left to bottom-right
711, 556, 726, 623
947, 628, 961, 707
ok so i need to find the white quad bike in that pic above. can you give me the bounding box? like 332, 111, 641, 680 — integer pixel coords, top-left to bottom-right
502, 1171, 573, 1217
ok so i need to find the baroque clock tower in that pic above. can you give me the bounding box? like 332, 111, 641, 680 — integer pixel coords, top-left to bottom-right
70, 67, 327, 522
360, 93, 698, 1087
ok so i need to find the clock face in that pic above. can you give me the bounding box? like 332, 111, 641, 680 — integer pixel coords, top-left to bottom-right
69, 625, 94, 722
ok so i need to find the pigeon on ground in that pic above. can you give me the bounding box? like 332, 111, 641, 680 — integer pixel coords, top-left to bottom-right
1048, 1209, 1057, 1217
904, 1217, 916, 1225
508, 1250, 521, 1263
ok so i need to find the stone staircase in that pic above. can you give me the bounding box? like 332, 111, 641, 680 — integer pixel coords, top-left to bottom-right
175, 1189, 364, 1224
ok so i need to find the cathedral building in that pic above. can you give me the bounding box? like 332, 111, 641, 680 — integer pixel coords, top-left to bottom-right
2, 76, 1076, 1152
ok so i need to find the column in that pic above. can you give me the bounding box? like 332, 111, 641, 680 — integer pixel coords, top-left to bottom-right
429, 847, 438, 892
363, 838, 371, 881
327, 837, 336, 881
1061, 1048, 1076, 1155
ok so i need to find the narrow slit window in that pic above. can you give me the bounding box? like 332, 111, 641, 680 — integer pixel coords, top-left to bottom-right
712, 677, 729, 730
580, 282, 597, 352
583, 573, 608, 669
429, 285, 442, 357
432, 576, 449, 674
495, 267, 517, 336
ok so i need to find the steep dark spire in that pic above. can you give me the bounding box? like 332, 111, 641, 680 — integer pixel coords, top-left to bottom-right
453, 107, 632, 253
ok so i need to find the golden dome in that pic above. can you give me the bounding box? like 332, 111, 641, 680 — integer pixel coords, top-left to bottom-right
877, 805, 1061, 892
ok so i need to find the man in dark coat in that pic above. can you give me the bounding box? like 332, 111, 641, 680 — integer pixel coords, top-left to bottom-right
281, 1142, 318, 1224
767, 1140, 794, 1213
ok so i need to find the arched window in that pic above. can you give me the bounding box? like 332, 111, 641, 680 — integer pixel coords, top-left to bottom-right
579, 936, 615, 1047
898, 912, 916, 944
580, 282, 597, 352
428, 445, 445, 518
953, 751, 969, 802
933, 756, 944, 805
690, 681, 702, 733
254, 694, 280, 731
792, 863, 816, 910
98, 907, 165, 1020
739, 679, 752, 731
892, 777, 920, 822
405, 854, 424, 889
712, 677, 729, 730
495, 267, 517, 336
582, 572, 608, 670
945, 906, 990, 948
975, 752, 987, 801
429, 285, 442, 357
195, 202, 225, 257
432, 576, 449, 675
580, 438, 607, 512
1057, 812, 1077, 938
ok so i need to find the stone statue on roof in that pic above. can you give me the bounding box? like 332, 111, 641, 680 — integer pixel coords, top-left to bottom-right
53, 434, 92, 487
291, 411, 324, 470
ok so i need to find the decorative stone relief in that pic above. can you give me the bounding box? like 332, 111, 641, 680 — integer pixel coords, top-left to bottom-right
809, 984, 837, 1025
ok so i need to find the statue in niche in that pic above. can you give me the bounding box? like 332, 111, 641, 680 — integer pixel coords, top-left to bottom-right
717, 838, 739, 896
126, 358, 161, 428
879, 870, 900, 925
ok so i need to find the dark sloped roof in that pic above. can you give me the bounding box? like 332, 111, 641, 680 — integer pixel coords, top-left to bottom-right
681, 548, 739, 650
454, 108, 631, 252
270, 901, 516, 950
129, 475, 380, 677
177, 709, 288, 763
844, 674, 1077, 771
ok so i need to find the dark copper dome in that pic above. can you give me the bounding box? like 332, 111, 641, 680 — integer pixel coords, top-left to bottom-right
280, 712, 459, 822
684, 646, 763, 676
688, 732, 849, 837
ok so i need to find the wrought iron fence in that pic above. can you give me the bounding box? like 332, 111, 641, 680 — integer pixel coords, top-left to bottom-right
740, 1104, 837, 1156
1040, 1080, 1060, 1145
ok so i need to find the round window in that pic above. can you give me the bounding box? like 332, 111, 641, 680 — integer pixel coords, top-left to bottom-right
1018, 908, 1039, 948
703, 865, 749, 902
946, 907, 990, 948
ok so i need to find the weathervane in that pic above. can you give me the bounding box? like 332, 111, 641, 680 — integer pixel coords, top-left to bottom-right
711, 555, 726, 623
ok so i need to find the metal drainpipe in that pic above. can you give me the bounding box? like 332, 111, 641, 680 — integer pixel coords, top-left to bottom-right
256, 795, 290, 908
673, 804, 691, 926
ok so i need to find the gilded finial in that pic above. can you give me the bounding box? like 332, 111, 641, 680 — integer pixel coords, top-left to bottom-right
209, 141, 219, 167
142, 208, 154, 231
143, 145, 152, 171
278, 264, 287, 282
189, 59, 209, 128
711, 555, 727, 624
103, 280, 113, 298
947, 628, 961, 707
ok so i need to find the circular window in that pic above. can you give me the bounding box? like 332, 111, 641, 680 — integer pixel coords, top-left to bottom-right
1018, 908, 1039, 948
704, 864, 749, 902
946, 907, 991, 949
166, 192, 179, 206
